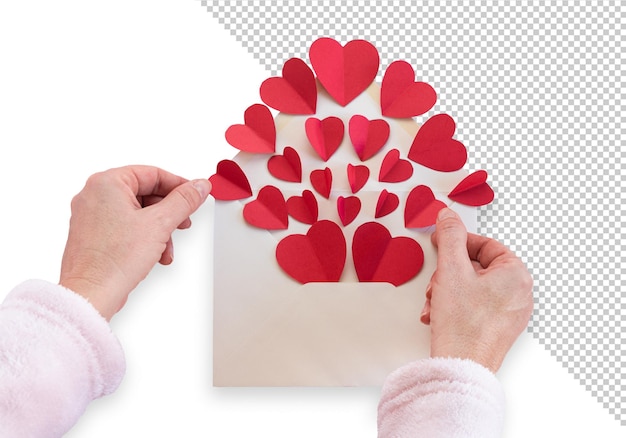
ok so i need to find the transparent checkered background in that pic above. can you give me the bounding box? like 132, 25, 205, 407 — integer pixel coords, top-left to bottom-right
200, 0, 625, 425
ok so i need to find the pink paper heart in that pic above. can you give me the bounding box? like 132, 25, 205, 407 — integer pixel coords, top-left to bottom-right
379, 149, 414, 183
209, 160, 253, 201
309, 38, 379, 106
348, 115, 390, 161
448, 170, 494, 206
305, 116, 345, 161
267, 146, 302, 182
310, 167, 333, 199
375, 190, 399, 218
408, 114, 467, 172
381, 60, 437, 118
225, 104, 276, 154
337, 196, 361, 227
286, 190, 318, 225
347, 164, 369, 194
260, 58, 317, 114
243, 186, 289, 230
404, 185, 446, 228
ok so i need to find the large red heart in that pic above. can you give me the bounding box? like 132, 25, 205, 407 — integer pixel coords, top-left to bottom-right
309, 38, 379, 106
349, 115, 390, 161
448, 170, 494, 206
380, 60, 437, 118
305, 116, 345, 161
276, 220, 346, 283
337, 196, 361, 227
408, 114, 467, 172
352, 222, 424, 286
375, 190, 399, 218
224, 104, 276, 154
347, 163, 369, 194
243, 185, 288, 230
379, 149, 414, 182
209, 160, 252, 201
404, 185, 447, 228
260, 58, 317, 114
286, 190, 318, 225
310, 167, 333, 199
267, 146, 302, 182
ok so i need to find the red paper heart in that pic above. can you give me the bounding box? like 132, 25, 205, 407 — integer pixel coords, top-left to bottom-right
209, 160, 253, 201
348, 115, 390, 161
310, 167, 333, 199
375, 190, 399, 218
309, 38, 379, 106
224, 104, 275, 154
276, 220, 346, 283
347, 164, 369, 194
408, 114, 467, 172
260, 58, 317, 114
286, 190, 318, 225
404, 185, 447, 228
305, 116, 345, 161
337, 196, 361, 227
267, 146, 302, 182
448, 170, 494, 206
380, 60, 437, 118
352, 222, 424, 286
379, 149, 414, 183
243, 186, 288, 230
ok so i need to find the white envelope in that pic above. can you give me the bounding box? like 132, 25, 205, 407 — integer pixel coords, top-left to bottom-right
213, 84, 476, 386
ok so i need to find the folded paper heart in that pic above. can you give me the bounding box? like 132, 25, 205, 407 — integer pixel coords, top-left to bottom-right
309, 38, 379, 106
260, 58, 317, 114
305, 116, 345, 161
408, 114, 467, 172
352, 222, 424, 286
375, 190, 399, 218
276, 220, 347, 283
404, 185, 447, 228
379, 149, 414, 183
209, 160, 253, 201
448, 170, 494, 206
380, 60, 437, 118
348, 115, 390, 161
347, 163, 369, 194
267, 146, 302, 182
243, 185, 289, 230
225, 104, 276, 154
337, 196, 361, 226
286, 190, 318, 225
310, 167, 333, 199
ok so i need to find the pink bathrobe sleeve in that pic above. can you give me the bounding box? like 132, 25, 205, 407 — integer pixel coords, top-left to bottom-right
0, 280, 125, 438
378, 357, 505, 438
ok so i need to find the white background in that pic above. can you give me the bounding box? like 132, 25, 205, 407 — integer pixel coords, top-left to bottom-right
0, 1, 622, 436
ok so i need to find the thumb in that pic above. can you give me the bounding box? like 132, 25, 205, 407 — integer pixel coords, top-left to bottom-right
149, 179, 211, 231
432, 208, 473, 274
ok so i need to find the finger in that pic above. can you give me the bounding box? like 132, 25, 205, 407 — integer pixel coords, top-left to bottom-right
148, 179, 212, 231
118, 165, 190, 197
420, 298, 431, 325
466, 232, 515, 269
178, 218, 192, 230
431, 208, 473, 274
159, 238, 174, 265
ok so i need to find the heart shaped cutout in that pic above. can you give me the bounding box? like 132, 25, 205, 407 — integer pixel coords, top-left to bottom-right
305, 116, 345, 161
243, 185, 288, 230
408, 114, 467, 172
349, 115, 390, 161
260, 58, 317, 114
347, 164, 369, 194
448, 170, 494, 206
337, 196, 361, 227
276, 220, 346, 283
379, 149, 414, 183
381, 60, 437, 118
286, 190, 318, 225
225, 104, 276, 154
309, 38, 379, 106
405, 185, 447, 228
375, 190, 399, 218
267, 146, 302, 182
310, 167, 333, 199
352, 222, 424, 286
209, 160, 253, 201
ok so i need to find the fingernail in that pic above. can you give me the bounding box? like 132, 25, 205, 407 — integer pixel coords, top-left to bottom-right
437, 207, 457, 221
192, 179, 212, 198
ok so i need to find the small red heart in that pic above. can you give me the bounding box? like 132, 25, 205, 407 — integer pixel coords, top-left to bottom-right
347, 164, 369, 194
309, 38, 379, 106
348, 115, 390, 161
448, 170, 494, 206
267, 146, 302, 182
305, 116, 345, 161
375, 190, 399, 218
287, 190, 318, 225
276, 220, 347, 283
243, 186, 289, 230
224, 104, 276, 154
379, 149, 414, 183
260, 58, 317, 114
404, 185, 447, 228
408, 114, 467, 172
337, 196, 361, 226
380, 60, 437, 118
209, 160, 253, 201
352, 222, 424, 286
310, 167, 333, 199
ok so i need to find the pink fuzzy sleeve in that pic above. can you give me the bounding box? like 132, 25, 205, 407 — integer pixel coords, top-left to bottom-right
0, 280, 126, 438
378, 357, 505, 438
